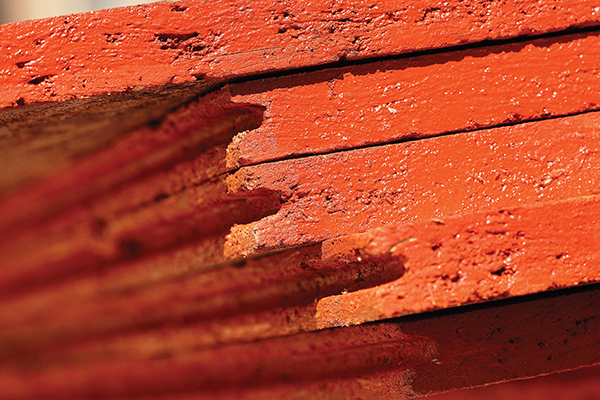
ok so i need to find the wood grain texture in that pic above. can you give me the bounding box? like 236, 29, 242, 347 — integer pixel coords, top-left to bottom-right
0, 88, 260, 234
0, 89, 273, 298
0, 243, 403, 364
0, 322, 436, 400
0, 83, 211, 196
2, 281, 600, 399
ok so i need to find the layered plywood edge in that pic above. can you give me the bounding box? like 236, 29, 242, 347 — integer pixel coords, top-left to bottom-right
2, 1, 600, 399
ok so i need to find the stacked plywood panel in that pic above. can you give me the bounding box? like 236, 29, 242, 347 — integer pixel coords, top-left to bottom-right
1, 1, 600, 398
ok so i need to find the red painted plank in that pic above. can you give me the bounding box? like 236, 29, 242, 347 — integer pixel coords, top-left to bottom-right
403, 285, 600, 396
1, 2, 600, 399
225, 112, 600, 258
427, 365, 600, 400
2, 1, 600, 196
229, 30, 600, 167
0, 323, 436, 399
6, 197, 599, 371
0, 243, 401, 360
316, 195, 600, 327
2, 283, 600, 399
2, 0, 600, 108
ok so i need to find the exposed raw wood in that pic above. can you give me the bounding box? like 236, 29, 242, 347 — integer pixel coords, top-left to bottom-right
226, 111, 600, 257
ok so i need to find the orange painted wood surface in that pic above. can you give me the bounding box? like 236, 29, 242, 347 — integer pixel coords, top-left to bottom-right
2, 1, 600, 399
229, 30, 600, 167
3, 195, 599, 380
317, 195, 600, 327
227, 111, 600, 257
2, 1, 600, 196
2, 0, 599, 107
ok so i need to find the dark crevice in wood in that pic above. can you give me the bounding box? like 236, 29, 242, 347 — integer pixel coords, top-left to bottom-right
224, 24, 600, 88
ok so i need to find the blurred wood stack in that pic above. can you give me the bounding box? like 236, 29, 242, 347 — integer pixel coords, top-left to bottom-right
1, 1, 600, 398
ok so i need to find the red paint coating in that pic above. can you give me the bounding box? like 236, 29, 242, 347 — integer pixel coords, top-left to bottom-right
428, 365, 600, 400
0, 244, 403, 360
402, 285, 600, 395
0, 323, 436, 399
1, 3, 600, 398
229, 31, 600, 167
226, 111, 600, 257
316, 196, 600, 327
3, 280, 600, 399
1, 0, 599, 108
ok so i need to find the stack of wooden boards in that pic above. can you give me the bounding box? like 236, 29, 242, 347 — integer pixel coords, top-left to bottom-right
1, 1, 600, 398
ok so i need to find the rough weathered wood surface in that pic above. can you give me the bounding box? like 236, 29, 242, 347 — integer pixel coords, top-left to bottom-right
226, 111, 600, 257
317, 196, 600, 327
0, 243, 404, 361
2, 281, 600, 399
229, 30, 600, 167
0, 89, 275, 298
0, 322, 437, 399
2, 0, 600, 195
2, 0, 600, 399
